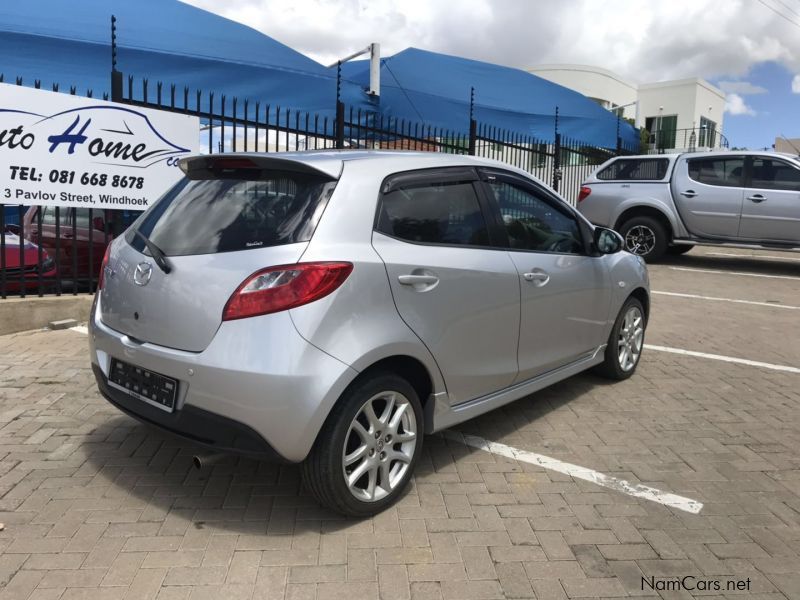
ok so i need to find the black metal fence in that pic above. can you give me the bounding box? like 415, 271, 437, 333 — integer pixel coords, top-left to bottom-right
1, 73, 638, 299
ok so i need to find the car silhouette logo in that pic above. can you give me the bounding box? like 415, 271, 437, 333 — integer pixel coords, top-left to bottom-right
133, 262, 153, 286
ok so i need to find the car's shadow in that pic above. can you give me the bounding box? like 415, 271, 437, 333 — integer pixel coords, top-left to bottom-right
85, 372, 608, 531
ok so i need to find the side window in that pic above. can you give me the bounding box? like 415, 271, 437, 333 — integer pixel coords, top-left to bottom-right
377, 181, 490, 247
597, 158, 669, 181
73, 208, 93, 229
39, 207, 56, 225
486, 179, 583, 254
750, 158, 800, 191
40, 206, 71, 225
687, 157, 744, 187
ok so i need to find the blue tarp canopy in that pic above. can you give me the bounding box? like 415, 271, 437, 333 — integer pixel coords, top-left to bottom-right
0, 0, 369, 117
1, 3, 636, 148
342, 48, 638, 148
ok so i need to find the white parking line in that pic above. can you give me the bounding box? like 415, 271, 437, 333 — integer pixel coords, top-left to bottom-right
644, 344, 800, 374
69, 325, 88, 335
444, 431, 703, 514
668, 266, 800, 281
707, 252, 800, 262
652, 290, 800, 310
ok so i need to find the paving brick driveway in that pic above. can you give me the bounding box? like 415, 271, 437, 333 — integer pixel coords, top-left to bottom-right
1, 247, 799, 600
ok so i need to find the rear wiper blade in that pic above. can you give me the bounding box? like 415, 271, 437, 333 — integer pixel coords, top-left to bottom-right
133, 229, 171, 274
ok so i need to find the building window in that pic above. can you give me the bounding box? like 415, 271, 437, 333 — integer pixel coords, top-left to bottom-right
645, 115, 677, 150
698, 117, 717, 148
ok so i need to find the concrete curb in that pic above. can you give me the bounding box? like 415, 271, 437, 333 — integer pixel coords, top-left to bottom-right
0, 295, 94, 336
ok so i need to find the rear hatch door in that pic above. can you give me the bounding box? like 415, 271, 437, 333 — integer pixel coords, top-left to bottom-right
100, 157, 338, 352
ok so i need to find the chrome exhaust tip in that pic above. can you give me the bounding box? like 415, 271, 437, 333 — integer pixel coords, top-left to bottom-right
192, 453, 225, 470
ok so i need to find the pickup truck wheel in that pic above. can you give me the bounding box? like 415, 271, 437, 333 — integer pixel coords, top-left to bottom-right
667, 244, 694, 255
619, 216, 667, 262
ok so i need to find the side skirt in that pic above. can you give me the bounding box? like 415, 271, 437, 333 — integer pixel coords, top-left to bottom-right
430, 346, 606, 432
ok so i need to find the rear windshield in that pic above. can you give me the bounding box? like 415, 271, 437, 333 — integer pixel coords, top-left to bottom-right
127, 172, 336, 256
596, 158, 669, 181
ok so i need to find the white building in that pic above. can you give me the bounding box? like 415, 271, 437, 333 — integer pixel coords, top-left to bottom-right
528, 64, 727, 152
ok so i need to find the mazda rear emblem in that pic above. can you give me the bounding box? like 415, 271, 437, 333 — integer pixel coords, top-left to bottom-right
133, 262, 153, 286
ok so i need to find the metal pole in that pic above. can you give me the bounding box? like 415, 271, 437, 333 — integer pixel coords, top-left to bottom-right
335, 61, 345, 150
552, 106, 561, 192
468, 87, 476, 156
336, 60, 342, 106
110, 15, 123, 102
369, 43, 380, 97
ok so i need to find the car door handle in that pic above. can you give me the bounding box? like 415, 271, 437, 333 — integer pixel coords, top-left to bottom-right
398, 274, 439, 285
523, 270, 550, 286
747, 194, 767, 203
680, 190, 697, 198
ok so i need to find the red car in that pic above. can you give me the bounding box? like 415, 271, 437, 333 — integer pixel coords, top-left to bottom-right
1, 226, 57, 293
23, 207, 140, 284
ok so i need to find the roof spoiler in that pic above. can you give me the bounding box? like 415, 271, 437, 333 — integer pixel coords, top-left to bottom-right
179, 155, 342, 180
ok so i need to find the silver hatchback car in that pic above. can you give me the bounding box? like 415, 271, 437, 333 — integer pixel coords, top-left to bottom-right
90, 151, 649, 516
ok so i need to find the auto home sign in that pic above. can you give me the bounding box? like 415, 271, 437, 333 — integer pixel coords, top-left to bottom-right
0, 84, 198, 210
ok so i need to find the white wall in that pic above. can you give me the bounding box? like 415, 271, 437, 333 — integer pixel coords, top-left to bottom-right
694, 81, 726, 140
528, 64, 728, 150
528, 64, 638, 119
637, 79, 697, 131
637, 78, 725, 149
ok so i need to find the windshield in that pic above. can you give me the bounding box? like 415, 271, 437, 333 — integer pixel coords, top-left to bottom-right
127, 172, 336, 256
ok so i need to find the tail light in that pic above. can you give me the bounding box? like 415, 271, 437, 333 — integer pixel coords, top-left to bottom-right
98, 244, 112, 290
578, 186, 592, 202
222, 262, 353, 321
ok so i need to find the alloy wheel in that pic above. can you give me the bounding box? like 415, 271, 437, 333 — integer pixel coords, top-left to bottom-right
342, 391, 417, 502
624, 225, 656, 256
617, 305, 644, 371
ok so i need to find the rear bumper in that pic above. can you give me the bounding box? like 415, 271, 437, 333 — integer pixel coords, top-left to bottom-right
93, 363, 287, 461
89, 295, 358, 462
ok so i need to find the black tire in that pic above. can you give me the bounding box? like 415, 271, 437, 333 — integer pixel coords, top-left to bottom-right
667, 244, 694, 255
301, 371, 423, 517
618, 216, 668, 262
593, 296, 647, 380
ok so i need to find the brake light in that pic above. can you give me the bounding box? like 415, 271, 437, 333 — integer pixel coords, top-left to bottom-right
222, 262, 353, 321
98, 244, 112, 290
578, 186, 592, 202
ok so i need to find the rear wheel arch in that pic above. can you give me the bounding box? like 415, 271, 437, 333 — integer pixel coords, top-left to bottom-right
628, 287, 650, 322
614, 206, 673, 241
354, 355, 434, 417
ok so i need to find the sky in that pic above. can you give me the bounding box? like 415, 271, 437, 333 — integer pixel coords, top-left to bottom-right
180, 0, 800, 150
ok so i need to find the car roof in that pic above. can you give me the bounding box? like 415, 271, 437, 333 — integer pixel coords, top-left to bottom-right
610, 150, 800, 161
181, 150, 537, 182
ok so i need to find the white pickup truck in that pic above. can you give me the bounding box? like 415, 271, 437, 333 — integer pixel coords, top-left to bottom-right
577, 151, 800, 261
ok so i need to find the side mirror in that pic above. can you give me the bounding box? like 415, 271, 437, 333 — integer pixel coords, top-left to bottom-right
594, 227, 624, 254
4, 224, 21, 236
92, 216, 108, 232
